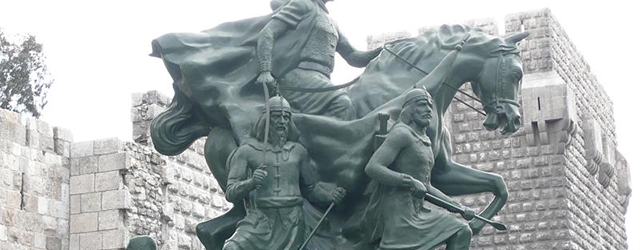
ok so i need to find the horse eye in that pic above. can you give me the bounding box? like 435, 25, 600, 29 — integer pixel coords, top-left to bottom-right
513, 70, 523, 80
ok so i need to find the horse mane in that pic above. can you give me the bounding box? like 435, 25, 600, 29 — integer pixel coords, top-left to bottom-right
386, 24, 515, 67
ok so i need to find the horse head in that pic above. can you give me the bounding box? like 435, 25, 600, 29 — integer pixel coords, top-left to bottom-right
460, 31, 529, 135
355, 25, 528, 137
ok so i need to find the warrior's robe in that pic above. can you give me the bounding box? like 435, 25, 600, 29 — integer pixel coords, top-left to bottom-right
224, 140, 336, 250
362, 124, 467, 250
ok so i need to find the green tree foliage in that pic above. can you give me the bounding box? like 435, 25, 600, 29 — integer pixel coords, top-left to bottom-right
0, 29, 53, 118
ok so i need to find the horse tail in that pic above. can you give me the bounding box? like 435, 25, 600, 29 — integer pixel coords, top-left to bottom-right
150, 85, 211, 156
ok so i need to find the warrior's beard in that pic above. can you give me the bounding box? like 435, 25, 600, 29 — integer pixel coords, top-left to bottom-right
269, 125, 289, 146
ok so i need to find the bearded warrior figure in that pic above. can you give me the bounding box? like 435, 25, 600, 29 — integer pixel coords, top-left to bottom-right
223, 96, 346, 250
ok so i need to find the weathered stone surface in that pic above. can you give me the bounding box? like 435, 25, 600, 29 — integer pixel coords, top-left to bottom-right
98, 153, 129, 172
78, 231, 102, 250
71, 141, 94, 158
95, 171, 122, 192
70, 156, 98, 176
101, 190, 130, 210
55, 139, 71, 158
0, 109, 70, 250
99, 210, 122, 230
0, 224, 7, 241
37, 197, 49, 215
69, 233, 79, 250
53, 127, 74, 142
102, 229, 127, 249
70, 174, 95, 195
80, 192, 101, 212
70, 213, 98, 233
34, 233, 47, 249
26, 129, 40, 149
93, 138, 122, 156
40, 136, 55, 153
47, 236, 63, 250
70, 195, 81, 214
0, 114, 27, 146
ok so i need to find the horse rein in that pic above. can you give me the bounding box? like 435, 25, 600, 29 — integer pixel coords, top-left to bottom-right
381, 34, 488, 117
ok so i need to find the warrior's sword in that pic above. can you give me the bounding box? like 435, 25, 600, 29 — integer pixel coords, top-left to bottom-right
298, 202, 335, 250
423, 192, 508, 231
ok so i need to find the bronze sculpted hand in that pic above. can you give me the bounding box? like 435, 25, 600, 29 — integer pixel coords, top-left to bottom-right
347, 47, 384, 68
409, 178, 427, 198
331, 187, 347, 204
461, 207, 476, 221
256, 71, 276, 91
251, 166, 268, 189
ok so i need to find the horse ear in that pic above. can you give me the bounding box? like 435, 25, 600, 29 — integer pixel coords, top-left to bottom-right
505, 31, 530, 44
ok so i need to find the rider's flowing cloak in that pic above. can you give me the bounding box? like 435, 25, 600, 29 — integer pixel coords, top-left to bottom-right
150, 1, 337, 249
150, 0, 322, 155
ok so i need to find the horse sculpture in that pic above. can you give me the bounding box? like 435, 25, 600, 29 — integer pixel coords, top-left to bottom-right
150, 24, 528, 249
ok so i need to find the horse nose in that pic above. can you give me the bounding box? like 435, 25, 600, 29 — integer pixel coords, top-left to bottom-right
483, 113, 500, 131
513, 115, 521, 129
502, 106, 522, 134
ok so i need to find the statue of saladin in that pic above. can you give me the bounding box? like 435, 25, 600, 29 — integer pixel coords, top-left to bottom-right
149, 0, 527, 248
258, 0, 382, 120
361, 88, 476, 250
223, 96, 346, 250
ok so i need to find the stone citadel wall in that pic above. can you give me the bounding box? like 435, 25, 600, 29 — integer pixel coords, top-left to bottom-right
0, 8, 631, 250
0, 109, 72, 250
0, 91, 231, 250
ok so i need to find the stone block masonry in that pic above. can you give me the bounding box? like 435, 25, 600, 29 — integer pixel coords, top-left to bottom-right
69, 138, 129, 250
0, 109, 71, 250
1, 91, 231, 250
66, 135, 230, 250
128, 91, 230, 250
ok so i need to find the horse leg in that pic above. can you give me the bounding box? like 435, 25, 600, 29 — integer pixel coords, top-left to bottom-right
432, 161, 509, 235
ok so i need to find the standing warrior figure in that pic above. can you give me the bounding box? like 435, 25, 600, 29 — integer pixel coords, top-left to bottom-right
223, 96, 346, 250
258, 0, 382, 120
362, 88, 476, 250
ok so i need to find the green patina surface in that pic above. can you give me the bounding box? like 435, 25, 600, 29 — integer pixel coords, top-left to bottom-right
146, 0, 529, 249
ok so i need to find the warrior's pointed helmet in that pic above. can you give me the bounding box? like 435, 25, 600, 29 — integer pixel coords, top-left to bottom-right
263, 95, 293, 115
402, 87, 433, 108
254, 95, 297, 141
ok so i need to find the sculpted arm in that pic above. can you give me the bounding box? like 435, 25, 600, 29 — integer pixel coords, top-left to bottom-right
257, 0, 310, 82
257, 19, 291, 75
225, 148, 258, 203
337, 28, 383, 68
425, 182, 462, 208
365, 128, 412, 187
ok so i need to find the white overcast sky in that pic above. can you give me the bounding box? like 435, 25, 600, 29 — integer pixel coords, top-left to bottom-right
2, 0, 638, 247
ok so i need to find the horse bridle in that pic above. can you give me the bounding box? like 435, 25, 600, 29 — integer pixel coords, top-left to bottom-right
483, 46, 522, 115
383, 33, 523, 118
382, 33, 487, 116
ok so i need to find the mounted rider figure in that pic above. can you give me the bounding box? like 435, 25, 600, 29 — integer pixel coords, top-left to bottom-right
257, 0, 382, 120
